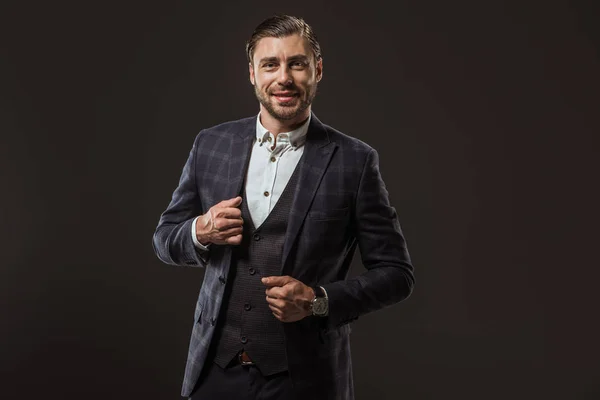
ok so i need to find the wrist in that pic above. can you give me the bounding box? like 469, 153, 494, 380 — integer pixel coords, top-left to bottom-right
195, 215, 211, 245
192, 216, 212, 250
304, 287, 315, 317
310, 286, 329, 317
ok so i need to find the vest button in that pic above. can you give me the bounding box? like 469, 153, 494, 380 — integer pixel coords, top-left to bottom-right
270, 156, 276, 162
253, 234, 261, 241
240, 336, 248, 344
263, 191, 270, 197
248, 267, 256, 275
219, 276, 226, 284
210, 317, 216, 326
244, 303, 251, 311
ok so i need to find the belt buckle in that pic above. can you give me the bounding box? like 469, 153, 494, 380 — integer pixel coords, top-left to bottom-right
238, 351, 254, 366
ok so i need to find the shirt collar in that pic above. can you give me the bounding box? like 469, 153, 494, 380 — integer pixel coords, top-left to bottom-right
255, 112, 311, 150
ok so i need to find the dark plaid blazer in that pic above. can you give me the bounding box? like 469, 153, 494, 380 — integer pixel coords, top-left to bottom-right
152, 112, 415, 399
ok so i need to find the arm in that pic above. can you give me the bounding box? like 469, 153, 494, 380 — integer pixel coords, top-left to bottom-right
322, 148, 415, 329
152, 133, 209, 267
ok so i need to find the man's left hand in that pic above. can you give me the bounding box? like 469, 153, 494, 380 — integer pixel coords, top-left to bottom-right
262, 276, 315, 322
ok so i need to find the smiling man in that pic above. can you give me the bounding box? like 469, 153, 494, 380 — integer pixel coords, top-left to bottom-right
153, 14, 415, 400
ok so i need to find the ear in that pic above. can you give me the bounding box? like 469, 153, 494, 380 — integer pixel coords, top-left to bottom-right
315, 58, 323, 82
249, 62, 255, 85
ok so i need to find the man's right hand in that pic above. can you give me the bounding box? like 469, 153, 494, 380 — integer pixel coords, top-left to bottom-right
195, 196, 244, 246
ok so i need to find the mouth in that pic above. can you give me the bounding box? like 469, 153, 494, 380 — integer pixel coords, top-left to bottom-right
271, 92, 298, 102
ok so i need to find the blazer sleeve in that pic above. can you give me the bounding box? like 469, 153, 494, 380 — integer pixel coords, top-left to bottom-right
152, 132, 209, 267
321, 148, 415, 329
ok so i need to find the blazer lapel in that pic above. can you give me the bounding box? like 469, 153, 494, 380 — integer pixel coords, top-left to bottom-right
224, 117, 256, 200
281, 113, 337, 272
215, 116, 255, 276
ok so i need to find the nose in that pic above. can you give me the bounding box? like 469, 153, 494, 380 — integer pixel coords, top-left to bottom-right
277, 65, 292, 85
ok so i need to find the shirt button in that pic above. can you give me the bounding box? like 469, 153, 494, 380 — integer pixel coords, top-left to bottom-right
267, 137, 272, 142
241, 336, 248, 344
270, 156, 276, 162
253, 234, 260, 241
244, 303, 252, 311
263, 191, 269, 197
249, 267, 256, 275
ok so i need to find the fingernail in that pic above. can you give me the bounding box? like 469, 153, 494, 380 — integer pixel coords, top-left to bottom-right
261, 278, 267, 283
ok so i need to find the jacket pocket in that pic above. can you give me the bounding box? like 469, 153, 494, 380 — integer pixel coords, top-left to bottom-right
307, 207, 349, 221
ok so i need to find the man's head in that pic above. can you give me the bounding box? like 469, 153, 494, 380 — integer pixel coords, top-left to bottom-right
247, 15, 323, 124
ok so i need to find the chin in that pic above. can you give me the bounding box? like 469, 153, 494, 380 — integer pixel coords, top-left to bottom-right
272, 104, 299, 114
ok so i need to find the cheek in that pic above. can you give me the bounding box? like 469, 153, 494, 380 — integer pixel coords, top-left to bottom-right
255, 77, 273, 92
295, 74, 315, 88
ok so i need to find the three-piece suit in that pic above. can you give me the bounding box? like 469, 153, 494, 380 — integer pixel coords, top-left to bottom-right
152, 112, 415, 399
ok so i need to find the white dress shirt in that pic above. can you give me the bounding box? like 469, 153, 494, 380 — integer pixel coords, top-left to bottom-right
191, 113, 310, 249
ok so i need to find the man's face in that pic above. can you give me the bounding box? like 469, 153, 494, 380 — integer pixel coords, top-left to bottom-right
249, 34, 322, 122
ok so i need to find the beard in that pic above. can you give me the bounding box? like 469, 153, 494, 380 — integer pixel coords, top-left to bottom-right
254, 83, 317, 121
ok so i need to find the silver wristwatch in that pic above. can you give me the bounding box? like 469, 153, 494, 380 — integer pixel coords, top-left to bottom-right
311, 286, 329, 317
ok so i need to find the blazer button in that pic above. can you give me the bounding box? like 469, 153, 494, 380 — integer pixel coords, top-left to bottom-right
219, 276, 226, 284
253, 234, 261, 241
248, 267, 256, 275
240, 336, 248, 344
244, 303, 251, 311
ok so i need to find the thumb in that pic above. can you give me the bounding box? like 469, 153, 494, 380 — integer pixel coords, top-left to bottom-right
220, 196, 243, 207
262, 275, 293, 287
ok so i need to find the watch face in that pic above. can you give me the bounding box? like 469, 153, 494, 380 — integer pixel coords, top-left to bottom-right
313, 298, 328, 315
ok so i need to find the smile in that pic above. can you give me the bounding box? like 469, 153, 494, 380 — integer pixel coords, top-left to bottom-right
272, 93, 297, 102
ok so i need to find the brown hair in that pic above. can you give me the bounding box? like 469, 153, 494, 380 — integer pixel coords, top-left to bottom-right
246, 15, 322, 65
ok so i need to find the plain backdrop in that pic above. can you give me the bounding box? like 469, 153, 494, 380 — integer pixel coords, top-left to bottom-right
1, 0, 599, 399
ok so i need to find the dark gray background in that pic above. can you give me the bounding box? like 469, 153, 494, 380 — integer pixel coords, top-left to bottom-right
1, 0, 599, 399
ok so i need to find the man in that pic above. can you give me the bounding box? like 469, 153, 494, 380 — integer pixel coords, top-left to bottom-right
153, 14, 415, 400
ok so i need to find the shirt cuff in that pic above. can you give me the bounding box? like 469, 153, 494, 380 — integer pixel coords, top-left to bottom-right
191, 216, 211, 251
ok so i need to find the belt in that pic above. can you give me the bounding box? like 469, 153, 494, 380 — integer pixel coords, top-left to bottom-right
237, 350, 255, 366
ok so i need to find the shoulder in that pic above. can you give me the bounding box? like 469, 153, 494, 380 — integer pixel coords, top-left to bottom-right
315, 117, 375, 160
326, 124, 373, 151
193, 115, 256, 144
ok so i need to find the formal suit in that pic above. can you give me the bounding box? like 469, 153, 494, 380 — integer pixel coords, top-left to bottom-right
152, 112, 415, 399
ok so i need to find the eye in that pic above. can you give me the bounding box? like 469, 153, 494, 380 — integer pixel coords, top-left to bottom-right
263, 62, 277, 69
291, 61, 306, 69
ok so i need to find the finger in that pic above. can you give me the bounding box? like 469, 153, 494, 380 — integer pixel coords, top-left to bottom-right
218, 196, 243, 208
217, 227, 243, 238
213, 207, 243, 219
225, 234, 243, 245
272, 312, 283, 322
261, 276, 294, 287
266, 296, 286, 309
265, 286, 286, 299
213, 216, 243, 231
269, 305, 284, 320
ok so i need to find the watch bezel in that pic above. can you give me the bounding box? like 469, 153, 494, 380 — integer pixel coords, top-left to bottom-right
311, 287, 328, 316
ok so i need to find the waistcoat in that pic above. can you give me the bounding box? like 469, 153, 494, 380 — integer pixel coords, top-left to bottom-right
212, 162, 301, 376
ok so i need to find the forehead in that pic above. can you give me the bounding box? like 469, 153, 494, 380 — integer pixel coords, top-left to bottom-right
253, 34, 311, 63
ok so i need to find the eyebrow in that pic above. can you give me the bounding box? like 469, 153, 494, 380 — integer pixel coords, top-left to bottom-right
258, 54, 310, 64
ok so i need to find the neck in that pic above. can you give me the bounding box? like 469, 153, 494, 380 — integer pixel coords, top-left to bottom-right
259, 107, 310, 136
